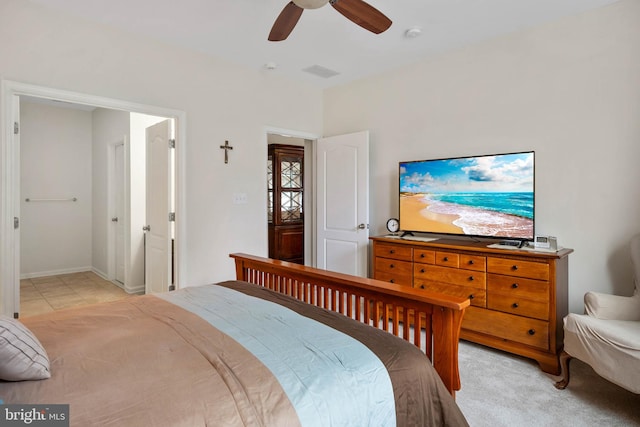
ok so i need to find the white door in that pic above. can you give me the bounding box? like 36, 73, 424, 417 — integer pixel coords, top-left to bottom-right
114, 143, 125, 284
144, 120, 173, 294
316, 131, 369, 276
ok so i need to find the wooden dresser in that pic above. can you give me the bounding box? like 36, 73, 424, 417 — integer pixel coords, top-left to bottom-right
371, 236, 573, 374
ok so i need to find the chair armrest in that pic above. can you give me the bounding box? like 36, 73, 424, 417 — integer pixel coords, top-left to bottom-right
584, 291, 640, 320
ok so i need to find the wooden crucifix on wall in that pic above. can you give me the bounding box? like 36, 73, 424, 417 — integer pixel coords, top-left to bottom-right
220, 140, 233, 164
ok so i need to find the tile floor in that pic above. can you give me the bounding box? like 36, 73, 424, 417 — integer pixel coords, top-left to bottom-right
20, 271, 136, 318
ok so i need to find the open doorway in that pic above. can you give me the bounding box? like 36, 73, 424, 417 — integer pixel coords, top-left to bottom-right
266, 130, 371, 276
266, 131, 316, 267
268, 139, 304, 264
0, 81, 185, 318
18, 98, 173, 316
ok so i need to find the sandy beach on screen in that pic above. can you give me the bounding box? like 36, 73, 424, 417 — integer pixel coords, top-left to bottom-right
400, 194, 463, 234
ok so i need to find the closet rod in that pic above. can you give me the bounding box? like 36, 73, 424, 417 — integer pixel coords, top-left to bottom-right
25, 197, 78, 202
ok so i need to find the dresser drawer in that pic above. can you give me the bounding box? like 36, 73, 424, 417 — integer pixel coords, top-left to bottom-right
487, 293, 549, 320
463, 307, 549, 350
374, 243, 412, 261
375, 257, 412, 276
435, 251, 460, 268
488, 274, 549, 301
415, 280, 486, 307
487, 257, 549, 281
374, 270, 412, 286
413, 249, 435, 264
460, 254, 486, 272
414, 264, 486, 290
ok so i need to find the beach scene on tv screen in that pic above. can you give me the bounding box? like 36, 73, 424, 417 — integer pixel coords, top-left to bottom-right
399, 152, 534, 239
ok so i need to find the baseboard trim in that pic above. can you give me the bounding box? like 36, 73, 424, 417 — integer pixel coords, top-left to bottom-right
91, 267, 109, 281
21, 266, 144, 294
125, 284, 145, 295
21, 266, 93, 280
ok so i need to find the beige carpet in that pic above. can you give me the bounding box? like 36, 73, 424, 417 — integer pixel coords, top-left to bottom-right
456, 341, 640, 426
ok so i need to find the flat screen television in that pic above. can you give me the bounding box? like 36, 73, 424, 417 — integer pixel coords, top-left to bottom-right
399, 151, 534, 241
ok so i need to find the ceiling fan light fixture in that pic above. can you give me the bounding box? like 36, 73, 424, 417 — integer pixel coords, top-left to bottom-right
292, 0, 329, 9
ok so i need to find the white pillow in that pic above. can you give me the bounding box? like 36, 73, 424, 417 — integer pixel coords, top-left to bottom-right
0, 315, 50, 381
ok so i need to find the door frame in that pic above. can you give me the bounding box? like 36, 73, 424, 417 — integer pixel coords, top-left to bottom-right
265, 127, 319, 267
0, 79, 187, 317
107, 138, 126, 285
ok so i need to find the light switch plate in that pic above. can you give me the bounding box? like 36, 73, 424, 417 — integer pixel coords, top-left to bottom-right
232, 193, 248, 204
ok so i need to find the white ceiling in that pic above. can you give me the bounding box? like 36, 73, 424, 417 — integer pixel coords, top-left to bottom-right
27, 0, 620, 89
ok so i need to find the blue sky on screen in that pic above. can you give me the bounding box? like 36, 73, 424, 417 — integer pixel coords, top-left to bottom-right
400, 152, 534, 194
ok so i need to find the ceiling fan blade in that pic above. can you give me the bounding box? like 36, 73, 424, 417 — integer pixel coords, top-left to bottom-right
269, 2, 304, 41
330, 0, 392, 34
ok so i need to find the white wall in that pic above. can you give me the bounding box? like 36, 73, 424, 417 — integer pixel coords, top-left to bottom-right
20, 102, 93, 277
0, 0, 323, 287
10, 0, 635, 313
323, 0, 640, 313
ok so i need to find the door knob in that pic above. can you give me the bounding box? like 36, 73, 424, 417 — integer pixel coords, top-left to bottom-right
111, 217, 118, 222
142, 225, 151, 231
358, 223, 368, 229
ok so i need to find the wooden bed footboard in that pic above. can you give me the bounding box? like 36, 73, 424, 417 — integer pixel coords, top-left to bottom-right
230, 253, 470, 397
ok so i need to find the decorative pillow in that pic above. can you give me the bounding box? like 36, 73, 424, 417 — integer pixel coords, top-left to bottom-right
0, 315, 50, 381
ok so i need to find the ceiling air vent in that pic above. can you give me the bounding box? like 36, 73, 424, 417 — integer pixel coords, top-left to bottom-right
302, 65, 340, 79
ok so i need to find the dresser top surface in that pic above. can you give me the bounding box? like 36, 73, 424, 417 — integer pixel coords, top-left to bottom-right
371, 236, 573, 259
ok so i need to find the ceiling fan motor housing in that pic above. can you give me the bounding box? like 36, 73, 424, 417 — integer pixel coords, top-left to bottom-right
293, 0, 329, 9
271, 0, 391, 41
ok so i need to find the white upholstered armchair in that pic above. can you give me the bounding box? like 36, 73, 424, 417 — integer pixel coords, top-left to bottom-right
555, 234, 640, 393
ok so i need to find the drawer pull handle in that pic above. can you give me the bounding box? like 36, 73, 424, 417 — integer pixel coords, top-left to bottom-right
390, 279, 395, 284
469, 294, 475, 300
443, 257, 449, 262
468, 276, 474, 281
420, 268, 425, 273
468, 260, 474, 265
512, 283, 519, 289
390, 250, 395, 254
512, 303, 519, 308
528, 329, 536, 336
420, 285, 425, 289
420, 253, 425, 258
512, 265, 519, 271
390, 264, 395, 269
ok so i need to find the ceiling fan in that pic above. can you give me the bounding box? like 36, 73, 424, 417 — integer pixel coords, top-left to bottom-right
268, 0, 392, 42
